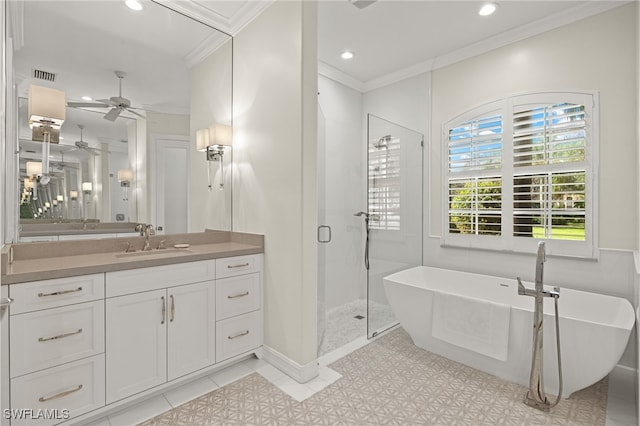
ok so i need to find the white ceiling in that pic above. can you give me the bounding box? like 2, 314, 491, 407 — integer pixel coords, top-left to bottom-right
12, 0, 628, 149
317, 0, 629, 91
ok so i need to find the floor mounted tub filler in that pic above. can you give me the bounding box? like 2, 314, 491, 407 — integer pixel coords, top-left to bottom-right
383, 266, 635, 397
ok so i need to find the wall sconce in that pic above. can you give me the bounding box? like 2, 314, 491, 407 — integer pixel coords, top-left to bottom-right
28, 85, 66, 185
70, 190, 78, 201
82, 182, 92, 194
57, 195, 64, 203
26, 161, 42, 181
117, 169, 133, 201
196, 124, 232, 190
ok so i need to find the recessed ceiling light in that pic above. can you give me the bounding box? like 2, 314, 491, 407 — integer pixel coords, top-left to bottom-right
81, 96, 92, 101
341, 51, 355, 60
125, 0, 143, 11
478, 2, 497, 16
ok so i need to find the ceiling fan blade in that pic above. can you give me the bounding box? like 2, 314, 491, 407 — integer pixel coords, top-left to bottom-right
126, 108, 146, 119
67, 101, 109, 108
97, 98, 118, 107
104, 107, 121, 121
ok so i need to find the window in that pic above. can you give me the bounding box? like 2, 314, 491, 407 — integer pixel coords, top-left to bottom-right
443, 92, 597, 258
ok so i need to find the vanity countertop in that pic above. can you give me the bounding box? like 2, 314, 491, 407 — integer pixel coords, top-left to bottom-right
1, 231, 264, 285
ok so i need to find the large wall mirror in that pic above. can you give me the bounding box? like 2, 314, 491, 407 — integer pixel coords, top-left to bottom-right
7, 0, 232, 241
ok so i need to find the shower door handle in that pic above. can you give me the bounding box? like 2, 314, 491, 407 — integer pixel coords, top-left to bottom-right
317, 225, 331, 243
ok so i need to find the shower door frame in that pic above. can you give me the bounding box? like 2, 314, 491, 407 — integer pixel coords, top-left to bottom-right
366, 113, 424, 339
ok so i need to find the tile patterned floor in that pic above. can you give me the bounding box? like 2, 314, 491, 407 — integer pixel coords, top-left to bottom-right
318, 299, 397, 356
139, 328, 610, 426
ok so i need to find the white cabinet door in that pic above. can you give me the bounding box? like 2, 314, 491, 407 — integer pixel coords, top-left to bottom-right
106, 289, 167, 404
167, 281, 215, 381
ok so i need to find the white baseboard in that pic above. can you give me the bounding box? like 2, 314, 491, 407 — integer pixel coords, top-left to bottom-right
260, 345, 319, 384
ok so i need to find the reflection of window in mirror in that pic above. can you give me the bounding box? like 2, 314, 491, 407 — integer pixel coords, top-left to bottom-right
8, 0, 233, 241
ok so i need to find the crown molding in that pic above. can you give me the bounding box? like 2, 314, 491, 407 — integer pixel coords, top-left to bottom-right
317, 61, 365, 93
155, 0, 273, 36
322, 1, 630, 94
183, 32, 231, 69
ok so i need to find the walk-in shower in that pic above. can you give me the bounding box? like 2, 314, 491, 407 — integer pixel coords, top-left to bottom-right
317, 111, 423, 355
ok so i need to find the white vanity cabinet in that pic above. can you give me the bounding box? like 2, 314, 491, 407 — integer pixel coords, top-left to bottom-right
7, 274, 106, 425
4, 252, 263, 424
214, 255, 263, 362
105, 261, 216, 404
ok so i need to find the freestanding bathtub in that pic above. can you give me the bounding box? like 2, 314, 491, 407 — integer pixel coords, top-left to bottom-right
383, 266, 635, 397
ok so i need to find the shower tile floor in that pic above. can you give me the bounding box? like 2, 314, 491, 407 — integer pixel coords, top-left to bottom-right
87, 327, 636, 426
318, 298, 397, 356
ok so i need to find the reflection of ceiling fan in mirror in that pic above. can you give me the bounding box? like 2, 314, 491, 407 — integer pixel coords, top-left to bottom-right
70, 125, 106, 156
67, 70, 145, 121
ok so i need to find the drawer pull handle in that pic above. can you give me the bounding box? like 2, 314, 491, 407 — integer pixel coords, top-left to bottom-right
38, 328, 83, 342
38, 287, 83, 298
170, 295, 175, 322
227, 262, 250, 269
161, 296, 166, 325
228, 330, 250, 340
227, 291, 249, 299
38, 384, 83, 402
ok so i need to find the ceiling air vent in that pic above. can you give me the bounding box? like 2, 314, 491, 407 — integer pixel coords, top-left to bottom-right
33, 69, 56, 82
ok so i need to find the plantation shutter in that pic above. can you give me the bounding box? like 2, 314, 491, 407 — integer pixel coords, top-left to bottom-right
512, 103, 587, 241
446, 112, 503, 236
369, 136, 401, 230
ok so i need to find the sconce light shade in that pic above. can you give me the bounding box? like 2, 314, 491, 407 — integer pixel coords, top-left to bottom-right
44, 202, 51, 208
57, 195, 64, 202
28, 85, 66, 129
24, 178, 34, 190
196, 128, 210, 152
82, 182, 92, 193
117, 169, 134, 184
26, 161, 42, 177
196, 124, 232, 151
70, 190, 78, 200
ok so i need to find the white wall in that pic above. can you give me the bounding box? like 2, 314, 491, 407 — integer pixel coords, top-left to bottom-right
430, 3, 637, 251
427, 3, 638, 368
190, 39, 233, 232
233, 0, 318, 366
317, 75, 365, 310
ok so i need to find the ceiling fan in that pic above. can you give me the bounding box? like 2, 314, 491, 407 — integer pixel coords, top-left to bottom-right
67, 70, 145, 121
70, 125, 105, 156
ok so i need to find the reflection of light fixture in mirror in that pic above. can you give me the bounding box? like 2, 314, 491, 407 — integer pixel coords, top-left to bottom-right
125, 0, 143, 11
28, 85, 65, 186
57, 195, 64, 203
26, 162, 42, 199
117, 169, 133, 201
70, 190, 78, 201
52, 199, 58, 207
196, 124, 232, 190
82, 182, 93, 194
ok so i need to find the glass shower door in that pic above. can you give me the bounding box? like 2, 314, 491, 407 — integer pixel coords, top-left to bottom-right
366, 114, 423, 338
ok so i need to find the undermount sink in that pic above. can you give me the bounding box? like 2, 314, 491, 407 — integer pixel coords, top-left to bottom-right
115, 248, 194, 258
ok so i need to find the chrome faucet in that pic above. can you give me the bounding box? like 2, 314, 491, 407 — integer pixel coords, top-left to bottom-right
143, 224, 155, 251
517, 241, 561, 411
134, 223, 145, 236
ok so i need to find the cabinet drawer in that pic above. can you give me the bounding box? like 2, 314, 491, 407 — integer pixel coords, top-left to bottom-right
216, 274, 260, 320
106, 260, 215, 297
11, 300, 105, 377
215, 254, 261, 279
9, 274, 104, 314
216, 311, 262, 362
11, 354, 105, 426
